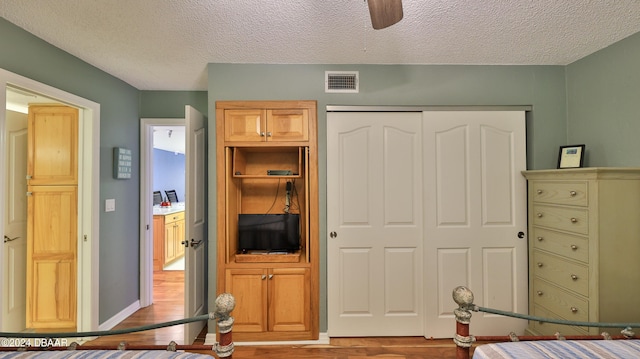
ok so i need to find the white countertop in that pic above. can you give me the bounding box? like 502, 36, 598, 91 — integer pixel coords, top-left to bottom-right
153, 202, 185, 215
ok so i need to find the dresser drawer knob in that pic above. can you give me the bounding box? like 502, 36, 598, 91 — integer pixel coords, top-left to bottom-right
536, 290, 544, 296
569, 191, 577, 197
571, 245, 578, 250
570, 217, 578, 223
571, 307, 578, 313
571, 274, 578, 280
537, 236, 544, 242
537, 189, 543, 195
537, 213, 543, 218
537, 262, 544, 268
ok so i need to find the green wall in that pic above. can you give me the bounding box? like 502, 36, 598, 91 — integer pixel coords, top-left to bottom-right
0, 19, 206, 324
566, 31, 640, 167
207, 63, 568, 332
0, 18, 141, 323
139, 91, 208, 118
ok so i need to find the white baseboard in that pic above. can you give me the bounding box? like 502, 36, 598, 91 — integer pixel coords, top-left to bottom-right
204, 332, 330, 346
98, 300, 141, 331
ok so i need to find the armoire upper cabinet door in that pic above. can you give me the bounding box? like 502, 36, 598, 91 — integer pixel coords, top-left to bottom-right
223, 108, 309, 143
224, 109, 266, 142
267, 109, 309, 142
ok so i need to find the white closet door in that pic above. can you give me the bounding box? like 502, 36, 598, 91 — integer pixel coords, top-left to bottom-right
327, 111, 424, 336
423, 111, 528, 337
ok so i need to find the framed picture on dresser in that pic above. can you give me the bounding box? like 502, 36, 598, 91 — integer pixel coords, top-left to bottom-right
557, 144, 585, 169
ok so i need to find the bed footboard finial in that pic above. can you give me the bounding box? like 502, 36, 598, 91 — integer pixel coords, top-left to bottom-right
453, 286, 476, 359
213, 293, 236, 358
622, 327, 635, 338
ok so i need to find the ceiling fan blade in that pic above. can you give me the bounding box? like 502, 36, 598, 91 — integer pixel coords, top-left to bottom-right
367, 0, 403, 30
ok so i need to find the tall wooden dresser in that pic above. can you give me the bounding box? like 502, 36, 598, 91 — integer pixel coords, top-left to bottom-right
522, 168, 640, 335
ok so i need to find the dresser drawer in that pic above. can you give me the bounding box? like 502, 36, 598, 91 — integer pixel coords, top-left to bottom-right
531, 227, 589, 263
532, 278, 588, 322
532, 250, 589, 296
165, 211, 185, 224
532, 204, 588, 235
531, 305, 589, 336
531, 181, 588, 206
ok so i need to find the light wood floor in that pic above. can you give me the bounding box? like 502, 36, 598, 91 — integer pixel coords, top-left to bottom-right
84, 269, 188, 346
82, 269, 473, 358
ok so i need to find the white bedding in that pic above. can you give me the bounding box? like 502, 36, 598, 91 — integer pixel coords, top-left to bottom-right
473, 340, 640, 359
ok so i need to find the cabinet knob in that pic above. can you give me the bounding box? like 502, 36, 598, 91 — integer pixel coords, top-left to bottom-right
537, 213, 543, 218
261, 275, 267, 280
571, 244, 578, 250
570, 217, 578, 223
537, 236, 544, 242
569, 191, 577, 197
537, 262, 543, 268
267, 132, 272, 137
571, 274, 578, 280
268, 274, 274, 280
536, 290, 544, 296
570, 307, 578, 313
537, 189, 543, 195
260, 132, 266, 137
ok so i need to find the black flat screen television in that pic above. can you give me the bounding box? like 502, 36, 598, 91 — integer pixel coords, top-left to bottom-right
238, 214, 300, 252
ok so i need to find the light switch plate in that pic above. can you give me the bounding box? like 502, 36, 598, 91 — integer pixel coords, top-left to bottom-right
105, 198, 116, 212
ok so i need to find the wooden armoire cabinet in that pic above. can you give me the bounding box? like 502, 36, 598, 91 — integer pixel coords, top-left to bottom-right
216, 100, 318, 341
522, 168, 640, 336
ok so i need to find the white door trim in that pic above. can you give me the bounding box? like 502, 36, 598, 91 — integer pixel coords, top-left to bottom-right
0, 68, 100, 333
139, 117, 185, 308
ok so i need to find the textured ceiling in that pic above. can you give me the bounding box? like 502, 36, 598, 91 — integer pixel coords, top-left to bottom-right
2, 1, 640, 91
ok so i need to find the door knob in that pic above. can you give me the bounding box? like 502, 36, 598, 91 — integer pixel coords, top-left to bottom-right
517, 231, 525, 239
330, 231, 337, 238
4, 235, 19, 243
190, 238, 203, 248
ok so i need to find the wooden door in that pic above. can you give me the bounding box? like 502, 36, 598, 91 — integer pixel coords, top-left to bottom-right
224, 109, 265, 142
27, 106, 78, 185
26, 105, 78, 330
327, 112, 424, 336
422, 111, 527, 337
26, 185, 77, 329
269, 267, 310, 332
2, 109, 28, 332
267, 109, 309, 142
225, 268, 268, 332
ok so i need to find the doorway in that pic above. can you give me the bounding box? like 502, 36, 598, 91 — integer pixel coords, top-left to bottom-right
139, 118, 186, 334
0, 69, 100, 334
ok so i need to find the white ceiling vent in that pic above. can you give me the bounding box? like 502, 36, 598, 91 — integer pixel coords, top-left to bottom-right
325, 71, 359, 93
